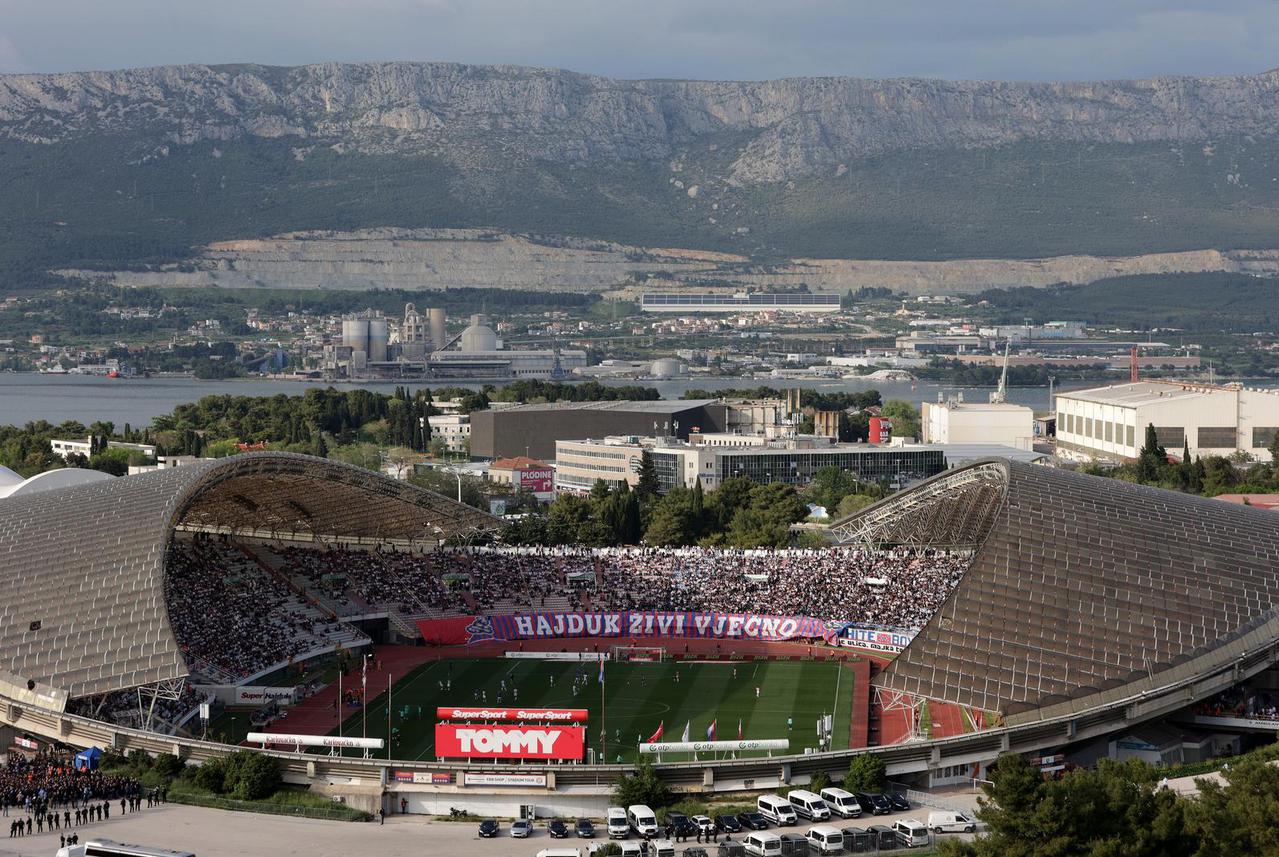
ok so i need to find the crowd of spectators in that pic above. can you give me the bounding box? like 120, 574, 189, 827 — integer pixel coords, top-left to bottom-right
273, 543, 971, 631
67, 684, 208, 734
1195, 686, 1279, 721
165, 536, 362, 681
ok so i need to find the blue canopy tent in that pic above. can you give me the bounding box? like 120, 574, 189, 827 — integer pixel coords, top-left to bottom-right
74, 746, 103, 772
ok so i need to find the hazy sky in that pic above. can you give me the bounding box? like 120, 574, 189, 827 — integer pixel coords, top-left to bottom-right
0, 0, 1275, 81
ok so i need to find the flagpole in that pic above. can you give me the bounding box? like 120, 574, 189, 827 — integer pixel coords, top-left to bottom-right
600, 655, 607, 763
338, 669, 343, 739
362, 655, 368, 741
387, 673, 393, 761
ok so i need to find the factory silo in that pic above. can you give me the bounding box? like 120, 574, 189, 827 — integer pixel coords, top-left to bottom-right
428, 308, 447, 351
341, 317, 369, 353
367, 317, 389, 363
460, 314, 498, 353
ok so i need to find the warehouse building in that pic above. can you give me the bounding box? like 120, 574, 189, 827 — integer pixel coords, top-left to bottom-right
1055, 381, 1279, 463
469, 400, 730, 460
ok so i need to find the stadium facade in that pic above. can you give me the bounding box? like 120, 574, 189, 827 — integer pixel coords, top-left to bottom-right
2, 453, 1278, 807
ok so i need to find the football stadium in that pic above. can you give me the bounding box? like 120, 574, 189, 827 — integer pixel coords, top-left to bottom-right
2, 451, 1279, 819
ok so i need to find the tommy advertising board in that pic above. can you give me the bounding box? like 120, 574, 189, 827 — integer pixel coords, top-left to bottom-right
418, 610, 836, 646
436, 707, 589, 723
434, 723, 586, 761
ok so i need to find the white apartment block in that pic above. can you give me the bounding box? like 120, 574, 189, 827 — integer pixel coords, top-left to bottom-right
427, 414, 471, 454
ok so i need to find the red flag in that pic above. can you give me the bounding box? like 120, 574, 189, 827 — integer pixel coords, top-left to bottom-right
646, 721, 665, 743
706, 719, 717, 741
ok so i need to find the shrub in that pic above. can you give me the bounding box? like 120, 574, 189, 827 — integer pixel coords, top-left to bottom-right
844, 755, 887, 792
230, 753, 281, 801
153, 753, 183, 778
127, 749, 152, 770
193, 757, 228, 794
612, 759, 672, 809
809, 771, 832, 794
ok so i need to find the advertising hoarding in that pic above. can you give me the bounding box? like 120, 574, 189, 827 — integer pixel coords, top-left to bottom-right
434, 724, 585, 760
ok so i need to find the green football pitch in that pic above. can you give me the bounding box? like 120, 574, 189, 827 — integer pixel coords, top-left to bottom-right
331, 657, 854, 764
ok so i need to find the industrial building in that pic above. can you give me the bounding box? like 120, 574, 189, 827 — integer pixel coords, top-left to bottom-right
1055, 381, 1279, 463
323, 308, 587, 381
922, 395, 1035, 451
554, 434, 949, 494
640, 293, 841, 313
468, 400, 732, 460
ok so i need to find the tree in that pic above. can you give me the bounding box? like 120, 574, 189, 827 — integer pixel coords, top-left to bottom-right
1136, 423, 1167, 483
636, 450, 660, 499
879, 400, 921, 442
1186, 756, 1279, 856
844, 754, 886, 792
612, 759, 672, 809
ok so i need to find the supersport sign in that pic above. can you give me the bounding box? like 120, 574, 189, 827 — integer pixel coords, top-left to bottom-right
434, 723, 586, 760
436, 707, 588, 722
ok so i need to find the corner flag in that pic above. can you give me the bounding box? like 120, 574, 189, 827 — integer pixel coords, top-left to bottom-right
647, 722, 665, 743
706, 719, 717, 741
681, 721, 690, 743
598, 654, 605, 684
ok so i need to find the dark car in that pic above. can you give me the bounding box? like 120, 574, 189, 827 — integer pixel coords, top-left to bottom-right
715, 814, 742, 833
575, 819, 595, 838
855, 792, 893, 815
736, 811, 769, 830
886, 793, 911, 812
869, 824, 899, 850
548, 819, 569, 839
477, 819, 500, 838
665, 811, 691, 836
842, 826, 873, 854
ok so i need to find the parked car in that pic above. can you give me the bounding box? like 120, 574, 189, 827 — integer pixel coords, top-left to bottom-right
549, 819, 570, 839
715, 814, 743, 833
693, 815, 716, 836
737, 811, 769, 830
478, 819, 500, 838
576, 819, 596, 838
887, 793, 911, 812
512, 819, 533, 838
854, 793, 893, 815
665, 811, 694, 838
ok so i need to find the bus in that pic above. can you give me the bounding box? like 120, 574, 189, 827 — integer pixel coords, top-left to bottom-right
57, 839, 196, 857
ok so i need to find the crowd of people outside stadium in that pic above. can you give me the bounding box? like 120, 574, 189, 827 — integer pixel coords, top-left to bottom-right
2, 749, 154, 841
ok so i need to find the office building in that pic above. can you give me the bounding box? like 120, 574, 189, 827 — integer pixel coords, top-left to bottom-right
922, 397, 1035, 451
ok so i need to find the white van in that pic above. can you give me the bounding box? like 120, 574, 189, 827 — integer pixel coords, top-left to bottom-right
757, 793, 798, 826
618, 843, 644, 857
607, 807, 630, 839
893, 819, 931, 848
744, 831, 783, 856
627, 804, 658, 838
787, 789, 831, 821
806, 824, 845, 854
927, 810, 977, 833
536, 850, 582, 857
820, 787, 863, 818
650, 840, 676, 857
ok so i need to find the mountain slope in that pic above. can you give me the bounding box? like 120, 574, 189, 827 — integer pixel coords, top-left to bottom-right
3, 62, 1279, 280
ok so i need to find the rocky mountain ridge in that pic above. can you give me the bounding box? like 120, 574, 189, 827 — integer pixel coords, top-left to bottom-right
4, 61, 1279, 183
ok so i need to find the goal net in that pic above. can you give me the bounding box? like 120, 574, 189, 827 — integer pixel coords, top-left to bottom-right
610, 645, 667, 663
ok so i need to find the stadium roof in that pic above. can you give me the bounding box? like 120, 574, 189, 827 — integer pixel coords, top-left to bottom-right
0, 452, 497, 700
845, 459, 1279, 722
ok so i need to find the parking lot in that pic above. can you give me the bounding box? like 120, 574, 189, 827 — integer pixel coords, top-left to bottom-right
0, 801, 979, 857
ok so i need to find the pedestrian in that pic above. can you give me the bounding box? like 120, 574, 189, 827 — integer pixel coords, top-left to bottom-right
379, 807, 385, 826
120, 798, 126, 815
755, 686, 761, 699
400, 797, 407, 814
696, 826, 703, 843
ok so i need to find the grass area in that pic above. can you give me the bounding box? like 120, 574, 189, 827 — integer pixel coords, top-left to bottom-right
166, 780, 370, 822
329, 657, 854, 764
